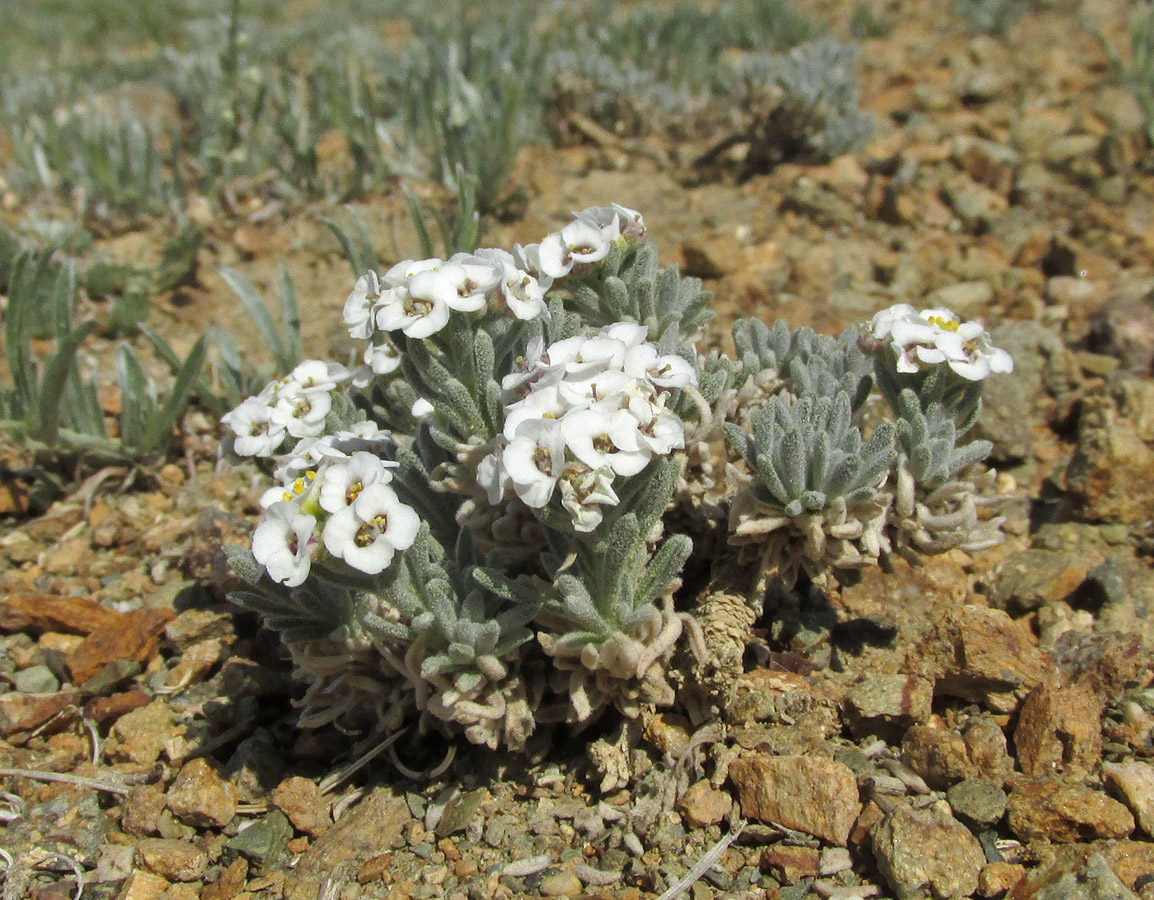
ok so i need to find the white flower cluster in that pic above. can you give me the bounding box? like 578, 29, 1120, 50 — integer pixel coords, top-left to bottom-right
531, 203, 646, 280
478, 323, 696, 532
221, 360, 352, 458
252, 449, 418, 587
865, 304, 1013, 381
343, 250, 548, 373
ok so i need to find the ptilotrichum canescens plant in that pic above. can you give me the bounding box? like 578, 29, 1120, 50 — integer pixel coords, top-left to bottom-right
221, 205, 1013, 760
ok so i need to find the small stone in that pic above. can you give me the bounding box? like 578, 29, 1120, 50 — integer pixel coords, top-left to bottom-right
1034, 853, 1141, 900
166, 758, 238, 829
85, 689, 151, 727
977, 862, 1025, 898
1103, 761, 1154, 838
158, 884, 200, 900
1014, 681, 1103, 777
165, 638, 229, 688
819, 847, 853, 876
761, 845, 821, 884
678, 779, 732, 828
872, 801, 985, 900
843, 674, 932, 734
644, 712, 692, 758
13, 663, 60, 693
901, 719, 1012, 789
0, 592, 123, 634
137, 839, 209, 882
80, 659, 143, 697
988, 549, 1096, 616
357, 854, 392, 884
66, 608, 172, 684
436, 788, 488, 838
0, 690, 77, 738
116, 870, 170, 900
123, 784, 168, 837
946, 779, 1007, 828
271, 776, 331, 837
225, 809, 292, 870
1007, 778, 1135, 843
164, 610, 236, 651
106, 700, 183, 765
540, 871, 583, 896
729, 754, 860, 845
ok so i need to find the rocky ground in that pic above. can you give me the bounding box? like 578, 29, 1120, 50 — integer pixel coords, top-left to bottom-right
2, 0, 1154, 898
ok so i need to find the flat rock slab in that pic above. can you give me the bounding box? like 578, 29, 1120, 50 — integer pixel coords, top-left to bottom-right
729, 753, 860, 845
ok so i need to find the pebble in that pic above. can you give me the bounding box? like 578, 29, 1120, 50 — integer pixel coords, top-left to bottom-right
116, 870, 170, 900
137, 838, 209, 882
502, 855, 553, 877
761, 845, 821, 884
165, 638, 229, 688
1103, 761, 1154, 838
989, 548, 1097, 616
65, 607, 172, 684
436, 787, 487, 838
166, 758, 238, 829
539, 871, 584, 896
123, 784, 168, 837
1035, 853, 1140, 900
13, 663, 61, 693
946, 779, 1007, 829
1014, 681, 1103, 778
0, 689, 76, 737
729, 754, 861, 845
270, 775, 331, 838
977, 862, 1025, 898
678, 779, 733, 828
843, 675, 933, 733
225, 809, 293, 869
871, 801, 985, 900
901, 719, 1013, 789
1007, 778, 1135, 843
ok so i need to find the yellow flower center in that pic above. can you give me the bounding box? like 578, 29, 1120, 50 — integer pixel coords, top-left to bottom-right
926, 315, 960, 332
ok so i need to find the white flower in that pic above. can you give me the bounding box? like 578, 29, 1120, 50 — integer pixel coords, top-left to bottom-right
252, 502, 316, 587
383, 257, 442, 281
261, 467, 319, 509
537, 219, 612, 279
503, 418, 566, 509
561, 406, 650, 477
322, 483, 419, 575
503, 384, 566, 441
375, 279, 451, 339
364, 336, 402, 375
272, 384, 332, 439
576, 204, 646, 241
623, 344, 695, 389
476, 444, 511, 505
475, 249, 546, 320
559, 465, 619, 533
635, 409, 686, 455
222, 397, 286, 457
344, 272, 383, 340
319, 451, 394, 514
411, 398, 435, 419
871, 304, 1014, 381
289, 359, 351, 392
442, 253, 503, 312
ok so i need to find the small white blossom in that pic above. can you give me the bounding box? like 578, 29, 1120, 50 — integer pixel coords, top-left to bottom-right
319, 451, 394, 514
559, 465, 619, 533
364, 336, 402, 375
323, 483, 419, 575
503, 418, 566, 509
867, 304, 1014, 381
344, 271, 382, 340
537, 219, 612, 279
375, 278, 451, 338
252, 502, 316, 587
222, 396, 287, 457
561, 406, 650, 477
272, 384, 332, 439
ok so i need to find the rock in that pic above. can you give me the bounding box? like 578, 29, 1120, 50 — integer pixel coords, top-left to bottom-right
1066, 391, 1154, 525
1103, 761, 1154, 838
920, 605, 1047, 713
287, 787, 411, 891
5, 791, 108, 866
678, 779, 733, 828
270, 776, 332, 838
1099, 841, 1154, 891
80, 659, 143, 697
225, 809, 292, 871
85, 689, 151, 727
872, 801, 985, 900
761, 845, 821, 884
115, 871, 170, 900
843, 674, 933, 736
1082, 554, 1154, 655
974, 321, 1077, 461
729, 754, 861, 845
988, 549, 1096, 616
123, 784, 167, 837
901, 719, 1013, 789
136, 839, 209, 882
1007, 778, 1135, 843
13, 664, 60, 693
0, 690, 77, 738
201, 857, 248, 900
166, 758, 238, 829
164, 610, 236, 651
1033, 853, 1140, 900
540, 871, 584, 896
66, 608, 172, 684
436, 787, 489, 838
1014, 681, 1103, 777
106, 700, 184, 765
978, 862, 1025, 898
644, 712, 692, 758
0, 592, 124, 634
947, 779, 1008, 829
165, 638, 229, 688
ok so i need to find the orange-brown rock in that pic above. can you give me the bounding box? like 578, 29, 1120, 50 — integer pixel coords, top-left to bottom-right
729, 754, 860, 845
66, 608, 173, 684
1014, 681, 1103, 777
